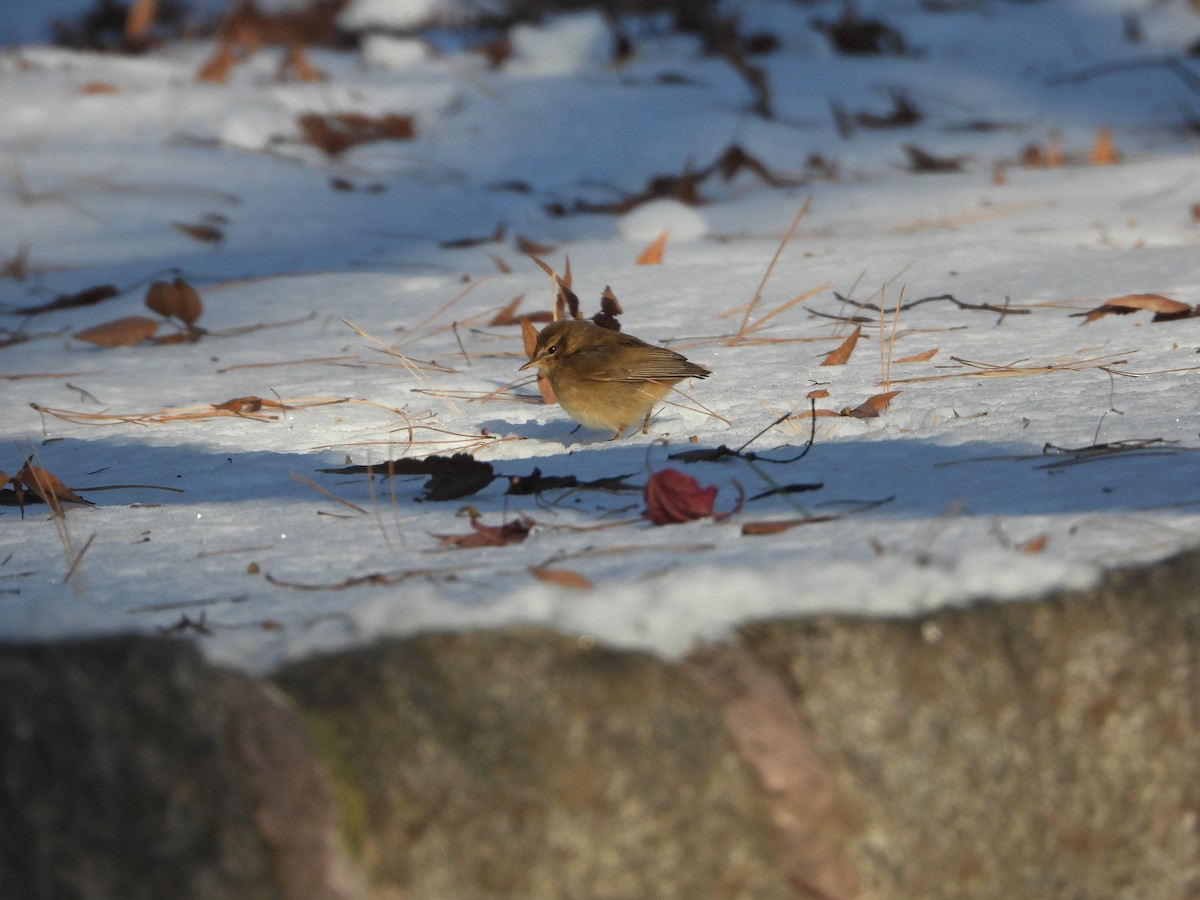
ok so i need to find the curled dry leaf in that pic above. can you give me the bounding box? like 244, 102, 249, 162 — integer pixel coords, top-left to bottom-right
16, 462, 93, 511
902, 144, 965, 173
145, 278, 203, 326
82, 81, 120, 94
437, 513, 533, 548
897, 347, 938, 363
821, 325, 861, 366
506, 468, 637, 496
592, 286, 623, 331
320, 452, 495, 501
842, 390, 901, 418
1081, 293, 1194, 324
516, 234, 555, 256
172, 221, 224, 243
73, 315, 160, 347
635, 230, 669, 266
298, 111, 416, 156
213, 396, 268, 413
807, 388, 830, 399
529, 567, 592, 590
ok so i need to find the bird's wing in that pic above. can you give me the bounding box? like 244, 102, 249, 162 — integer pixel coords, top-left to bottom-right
578, 347, 711, 382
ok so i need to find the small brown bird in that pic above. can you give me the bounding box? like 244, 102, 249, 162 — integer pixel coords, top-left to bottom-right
520, 319, 711, 439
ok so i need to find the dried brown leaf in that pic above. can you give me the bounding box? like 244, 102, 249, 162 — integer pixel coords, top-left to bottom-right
519, 316, 539, 357
635, 230, 669, 266
81, 81, 120, 94
821, 325, 861, 366
124, 0, 157, 41
145, 278, 203, 326
172, 221, 224, 243
529, 567, 592, 590
1017, 534, 1049, 554
1081, 293, 1193, 323
437, 514, 533, 548
807, 388, 830, 399
197, 41, 238, 83
842, 390, 900, 418
742, 519, 806, 536
13, 284, 118, 315
320, 453, 495, 501
213, 396, 266, 413
16, 463, 92, 510
297, 112, 415, 156
516, 234, 555, 255
591, 285, 623, 331
278, 43, 327, 82
440, 223, 505, 249
73, 316, 159, 347
903, 144, 965, 173
1089, 126, 1119, 166
1046, 138, 1064, 167
491, 295, 525, 326
896, 347, 938, 363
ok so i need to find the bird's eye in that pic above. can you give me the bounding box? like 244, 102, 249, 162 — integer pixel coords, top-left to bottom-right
547, 344, 558, 355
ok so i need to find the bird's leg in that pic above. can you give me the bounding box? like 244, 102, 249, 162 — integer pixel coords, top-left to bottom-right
639, 411, 652, 435
609, 425, 627, 441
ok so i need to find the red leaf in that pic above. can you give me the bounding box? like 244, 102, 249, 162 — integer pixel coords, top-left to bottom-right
643, 468, 718, 525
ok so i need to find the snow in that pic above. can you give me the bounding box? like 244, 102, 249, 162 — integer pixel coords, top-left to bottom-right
507, 11, 612, 75
617, 200, 709, 241
2, 0, 1199, 672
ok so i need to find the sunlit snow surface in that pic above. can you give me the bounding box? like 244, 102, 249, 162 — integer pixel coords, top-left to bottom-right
2, 0, 1199, 671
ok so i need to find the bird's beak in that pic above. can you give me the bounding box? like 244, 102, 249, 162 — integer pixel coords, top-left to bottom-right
519, 358, 538, 371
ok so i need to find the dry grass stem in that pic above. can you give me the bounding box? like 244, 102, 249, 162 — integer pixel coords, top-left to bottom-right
289, 472, 368, 514
892, 200, 1052, 234
29, 397, 403, 427
343, 319, 456, 374
879, 285, 905, 391
414, 381, 543, 404
3, 371, 102, 382
63, 531, 97, 585
216, 355, 359, 373
656, 387, 733, 426
885, 350, 1137, 385
728, 281, 832, 345
208, 311, 318, 337
403, 279, 486, 343
731, 197, 812, 336
17, 443, 88, 580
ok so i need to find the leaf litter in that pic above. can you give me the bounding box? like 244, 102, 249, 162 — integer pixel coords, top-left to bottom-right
3, 0, 1200, 664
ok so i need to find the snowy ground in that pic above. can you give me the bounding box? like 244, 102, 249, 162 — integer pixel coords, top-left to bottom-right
2, 0, 1199, 671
